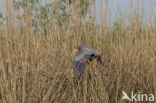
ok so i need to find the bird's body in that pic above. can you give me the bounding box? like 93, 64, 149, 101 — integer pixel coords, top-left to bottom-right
72, 45, 108, 79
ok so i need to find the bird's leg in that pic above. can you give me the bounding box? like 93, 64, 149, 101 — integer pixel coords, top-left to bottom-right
97, 56, 108, 68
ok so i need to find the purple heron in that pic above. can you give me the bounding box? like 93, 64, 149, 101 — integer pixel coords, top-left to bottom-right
72, 45, 108, 79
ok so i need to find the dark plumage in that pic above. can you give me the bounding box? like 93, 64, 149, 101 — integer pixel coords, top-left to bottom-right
72, 45, 108, 79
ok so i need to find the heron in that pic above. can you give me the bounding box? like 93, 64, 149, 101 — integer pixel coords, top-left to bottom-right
72, 45, 108, 79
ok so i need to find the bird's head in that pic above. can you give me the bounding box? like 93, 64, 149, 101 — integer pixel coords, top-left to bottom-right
72, 45, 80, 57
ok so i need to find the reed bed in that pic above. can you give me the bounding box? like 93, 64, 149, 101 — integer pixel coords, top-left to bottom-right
0, 0, 156, 103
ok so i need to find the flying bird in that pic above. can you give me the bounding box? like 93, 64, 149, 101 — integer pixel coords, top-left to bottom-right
72, 45, 108, 79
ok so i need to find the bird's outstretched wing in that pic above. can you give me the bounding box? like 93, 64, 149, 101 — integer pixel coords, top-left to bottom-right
72, 50, 94, 79
72, 60, 86, 78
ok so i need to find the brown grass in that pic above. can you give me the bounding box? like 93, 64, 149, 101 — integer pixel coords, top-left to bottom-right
0, 0, 156, 103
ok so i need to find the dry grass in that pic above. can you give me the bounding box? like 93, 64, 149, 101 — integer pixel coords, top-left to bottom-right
0, 0, 156, 103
